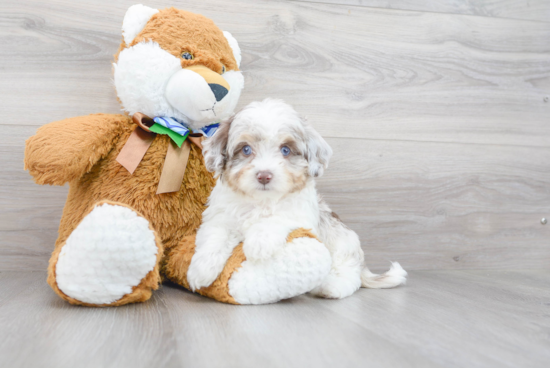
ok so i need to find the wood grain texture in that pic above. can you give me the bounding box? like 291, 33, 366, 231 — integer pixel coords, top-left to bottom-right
3, 135, 548, 271
292, 0, 550, 23
1, 0, 549, 145
1, 0, 549, 270
320, 137, 550, 270
0, 270, 549, 368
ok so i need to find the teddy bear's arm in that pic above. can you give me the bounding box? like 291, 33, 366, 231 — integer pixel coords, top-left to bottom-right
24, 114, 128, 185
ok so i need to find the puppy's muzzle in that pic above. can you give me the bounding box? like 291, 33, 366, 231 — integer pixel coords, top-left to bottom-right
257, 171, 273, 185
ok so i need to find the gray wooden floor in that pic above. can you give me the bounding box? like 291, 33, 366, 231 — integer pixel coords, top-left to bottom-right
0, 270, 549, 368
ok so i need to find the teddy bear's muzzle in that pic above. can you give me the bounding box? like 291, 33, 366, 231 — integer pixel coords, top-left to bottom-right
165, 64, 232, 123
184, 64, 230, 99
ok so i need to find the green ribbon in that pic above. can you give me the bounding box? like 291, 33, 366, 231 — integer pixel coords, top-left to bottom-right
149, 123, 189, 148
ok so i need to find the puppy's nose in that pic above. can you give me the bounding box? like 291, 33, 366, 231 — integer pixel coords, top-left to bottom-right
209, 84, 229, 102
257, 171, 273, 185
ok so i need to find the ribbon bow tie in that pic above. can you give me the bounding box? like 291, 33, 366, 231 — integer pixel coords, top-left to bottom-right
116, 113, 219, 195
150, 116, 219, 147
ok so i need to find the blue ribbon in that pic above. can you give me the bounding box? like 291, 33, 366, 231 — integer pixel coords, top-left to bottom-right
153, 116, 219, 138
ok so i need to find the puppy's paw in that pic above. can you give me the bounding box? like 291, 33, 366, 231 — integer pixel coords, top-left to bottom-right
187, 251, 226, 291
310, 273, 361, 299
243, 225, 287, 262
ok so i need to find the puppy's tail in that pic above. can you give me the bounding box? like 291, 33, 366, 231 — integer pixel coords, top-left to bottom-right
360, 262, 407, 289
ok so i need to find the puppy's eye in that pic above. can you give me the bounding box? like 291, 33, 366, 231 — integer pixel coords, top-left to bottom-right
281, 146, 291, 156
181, 52, 194, 60
242, 145, 252, 156
221, 65, 226, 74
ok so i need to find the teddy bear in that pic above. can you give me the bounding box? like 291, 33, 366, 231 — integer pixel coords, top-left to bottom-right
24, 5, 332, 306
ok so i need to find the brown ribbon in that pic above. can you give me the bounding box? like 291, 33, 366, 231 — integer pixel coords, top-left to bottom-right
156, 140, 191, 194
116, 113, 204, 194
116, 127, 156, 174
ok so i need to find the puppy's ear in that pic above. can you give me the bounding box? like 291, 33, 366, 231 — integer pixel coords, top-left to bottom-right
203, 117, 232, 176
304, 122, 333, 178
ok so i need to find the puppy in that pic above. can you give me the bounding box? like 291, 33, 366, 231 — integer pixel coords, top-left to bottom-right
187, 99, 407, 299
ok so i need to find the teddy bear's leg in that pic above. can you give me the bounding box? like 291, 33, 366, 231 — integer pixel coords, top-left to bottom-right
47, 201, 163, 307
227, 229, 332, 305
164, 229, 332, 305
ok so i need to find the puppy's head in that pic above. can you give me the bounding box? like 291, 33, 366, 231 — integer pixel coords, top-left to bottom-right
204, 99, 332, 198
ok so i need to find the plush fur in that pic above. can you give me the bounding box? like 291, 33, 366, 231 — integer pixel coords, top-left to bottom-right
25, 113, 215, 305
188, 99, 407, 300
164, 228, 329, 305
227, 233, 331, 304
122, 4, 159, 45
55, 201, 162, 306
24, 5, 240, 306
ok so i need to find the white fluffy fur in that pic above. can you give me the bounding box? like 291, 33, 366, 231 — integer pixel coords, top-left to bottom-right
361, 262, 408, 289
165, 69, 219, 122
114, 42, 182, 121
223, 31, 241, 67
187, 99, 407, 301
122, 4, 159, 45
229, 237, 332, 305
55, 203, 158, 305
114, 6, 244, 130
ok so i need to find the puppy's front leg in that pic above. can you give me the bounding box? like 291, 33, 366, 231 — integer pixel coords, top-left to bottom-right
187, 224, 239, 291
243, 218, 296, 261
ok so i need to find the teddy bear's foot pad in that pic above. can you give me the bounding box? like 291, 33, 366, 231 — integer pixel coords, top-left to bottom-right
227, 237, 332, 305
55, 203, 159, 305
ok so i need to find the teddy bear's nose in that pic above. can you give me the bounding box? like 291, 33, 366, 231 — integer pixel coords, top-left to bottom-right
209, 84, 229, 102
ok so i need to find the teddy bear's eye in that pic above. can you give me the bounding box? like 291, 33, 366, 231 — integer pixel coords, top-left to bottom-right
222, 65, 226, 74
181, 52, 194, 60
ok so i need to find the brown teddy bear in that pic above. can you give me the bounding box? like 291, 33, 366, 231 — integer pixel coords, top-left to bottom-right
24, 5, 327, 306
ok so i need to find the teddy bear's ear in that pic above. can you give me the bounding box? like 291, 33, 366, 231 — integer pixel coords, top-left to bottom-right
122, 4, 159, 45
223, 31, 241, 68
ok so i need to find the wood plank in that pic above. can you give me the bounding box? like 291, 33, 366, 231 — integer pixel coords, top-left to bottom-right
0, 272, 438, 368
0, 145, 67, 232
0, 0, 549, 146
2, 135, 548, 270
0, 270, 549, 367
317, 269, 550, 368
0, 125, 39, 147
292, 0, 550, 23
0, 230, 55, 271
0, 272, 179, 368
158, 280, 438, 368
319, 137, 550, 270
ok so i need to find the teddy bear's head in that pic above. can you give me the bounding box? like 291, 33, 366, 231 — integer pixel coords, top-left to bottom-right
114, 5, 243, 130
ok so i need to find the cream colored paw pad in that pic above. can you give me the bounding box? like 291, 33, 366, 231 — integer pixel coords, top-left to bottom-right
55, 203, 158, 305
228, 237, 332, 305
